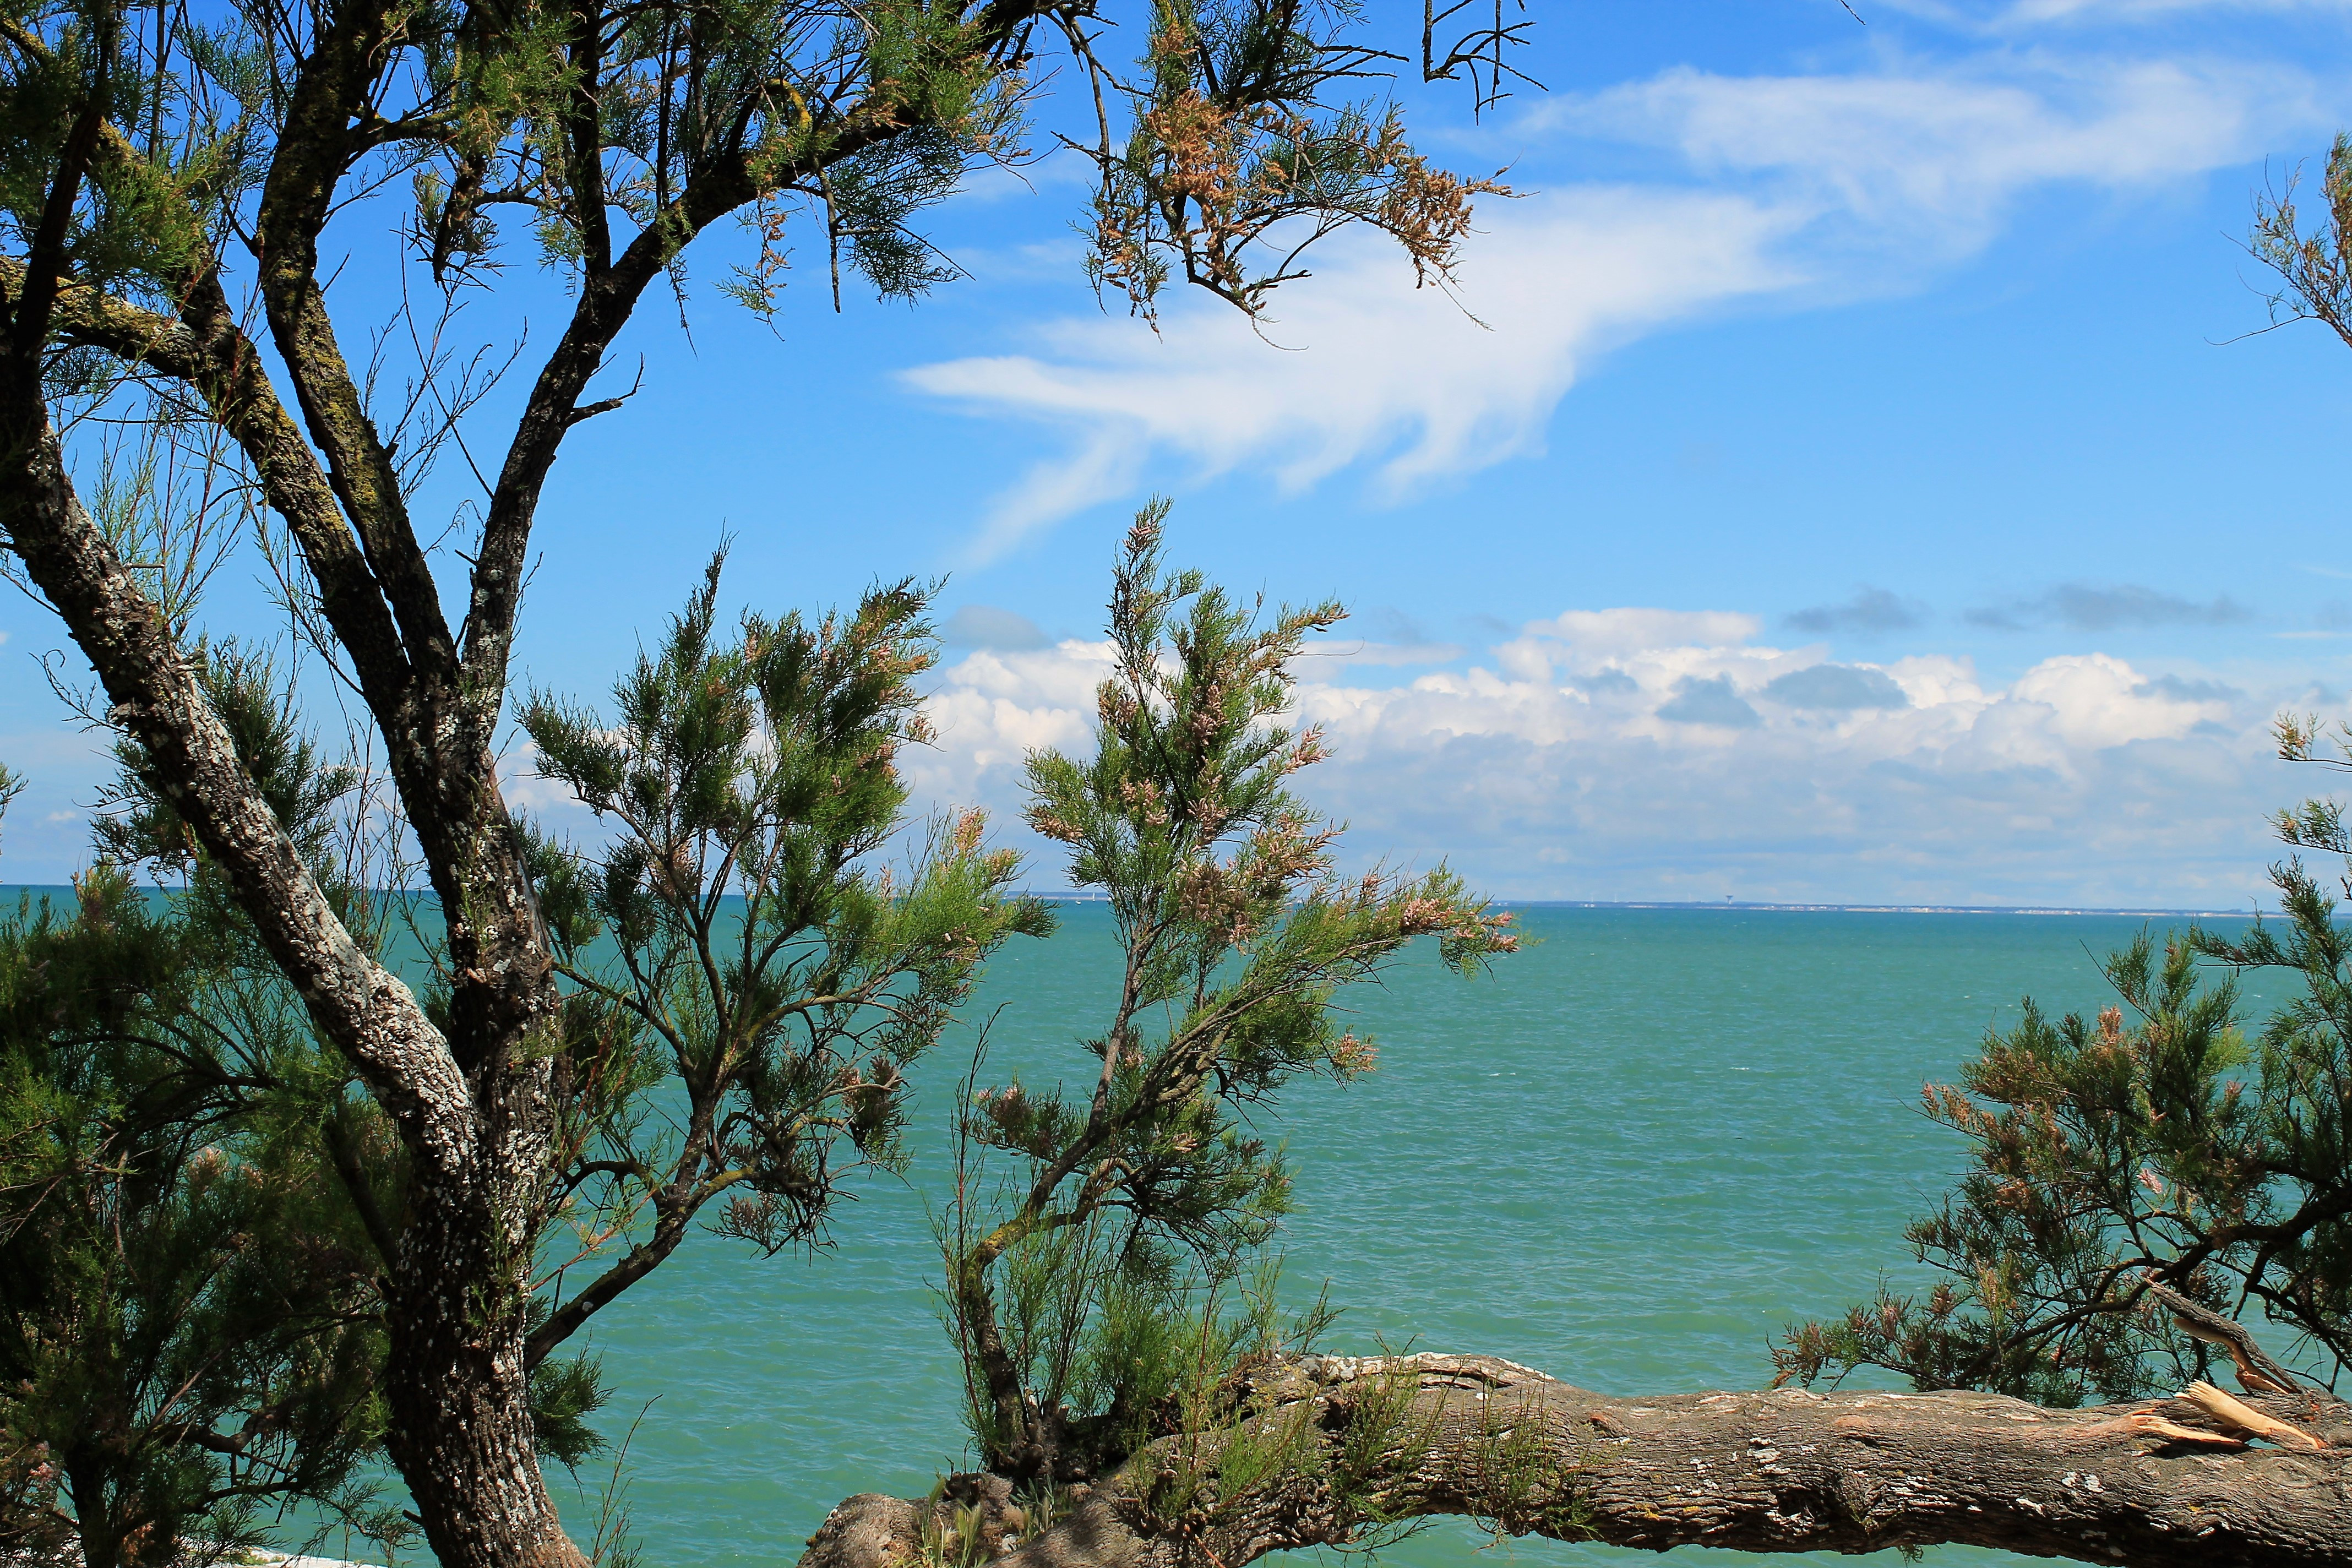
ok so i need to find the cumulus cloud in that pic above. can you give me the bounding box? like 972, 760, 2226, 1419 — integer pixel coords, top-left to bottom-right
1785, 588, 1928, 636
907, 51, 2316, 556
1498, 609, 1763, 677
906, 613, 2283, 905
1967, 582, 2256, 631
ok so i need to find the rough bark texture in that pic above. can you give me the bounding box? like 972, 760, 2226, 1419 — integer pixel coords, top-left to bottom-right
0, 15, 962, 1553
799, 1354, 2352, 1568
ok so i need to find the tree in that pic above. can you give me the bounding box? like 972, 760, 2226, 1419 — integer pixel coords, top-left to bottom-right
515, 551, 1051, 1360
1771, 915, 2349, 1408
0, 667, 398, 1568
0, 0, 1536, 1561
941, 503, 1515, 1488
796, 533, 2352, 1568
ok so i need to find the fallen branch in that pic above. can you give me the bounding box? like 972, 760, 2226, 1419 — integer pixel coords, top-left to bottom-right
2138, 1273, 2307, 1395
801, 1353, 2352, 1568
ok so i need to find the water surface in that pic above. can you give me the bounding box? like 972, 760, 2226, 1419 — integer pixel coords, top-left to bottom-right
515, 904, 2293, 1568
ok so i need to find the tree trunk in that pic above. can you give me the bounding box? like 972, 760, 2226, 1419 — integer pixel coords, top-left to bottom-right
799, 1353, 2352, 1568
384, 1159, 585, 1568
64, 1455, 121, 1568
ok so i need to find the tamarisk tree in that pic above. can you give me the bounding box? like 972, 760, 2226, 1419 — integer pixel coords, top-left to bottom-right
943, 503, 1516, 1487
515, 553, 1051, 1359
1772, 920, 2350, 1406
0, 0, 1534, 1560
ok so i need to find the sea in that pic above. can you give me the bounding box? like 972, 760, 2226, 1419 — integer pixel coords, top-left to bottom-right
25, 895, 2254, 1568
405, 901, 2285, 1568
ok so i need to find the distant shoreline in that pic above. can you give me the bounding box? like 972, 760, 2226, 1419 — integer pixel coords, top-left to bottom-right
0, 883, 2258, 921
1027, 891, 2262, 918
1522, 900, 2260, 918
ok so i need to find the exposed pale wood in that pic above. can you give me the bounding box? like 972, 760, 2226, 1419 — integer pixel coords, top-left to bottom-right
2181, 1381, 2331, 1451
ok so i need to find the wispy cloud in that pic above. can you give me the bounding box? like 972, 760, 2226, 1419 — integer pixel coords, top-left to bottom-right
908, 50, 2319, 558
1545, 57, 2301, 243
1966, 582, 2256, 630
1785, 588, 1928, 635
911, 189, 1803, 563
1881, 0, 2352, 29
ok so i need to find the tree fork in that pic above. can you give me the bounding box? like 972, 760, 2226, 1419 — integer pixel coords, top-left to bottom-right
799, 1354, 2352, 1568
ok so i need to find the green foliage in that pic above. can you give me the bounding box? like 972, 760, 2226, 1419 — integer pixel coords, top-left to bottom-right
1080, 1, 1511, 322
1116, 1332, 1441, 1557
0, 665, 403, 1567
412, 0, 1031, 301
519, 552, 1049, 1353
0, 0, 1524, 360
0, 0, 1537, 1556
528, 1347, 614, 1472
944, 502, 1515, 1481
1319, 1354, 1437, 1538
0, 0, 265, 318
96, 639, 363, 891
1456, 1382, 1586, 1544
1780, 742, 2352, 1400
2251, 132, 2352, 353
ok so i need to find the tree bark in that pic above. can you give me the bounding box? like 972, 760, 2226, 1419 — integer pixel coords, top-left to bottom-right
0, 396, 589, 1568
799, 1353, 2352, 1568
383, 1168, 585, 1568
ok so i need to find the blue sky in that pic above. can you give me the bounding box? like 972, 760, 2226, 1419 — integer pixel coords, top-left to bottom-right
9, 0, 2352, 904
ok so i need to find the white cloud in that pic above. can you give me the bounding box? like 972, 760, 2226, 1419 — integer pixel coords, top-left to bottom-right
1554, 57, 2306, 239
1883, 0, 2352, 29
911, 189, 1801, 563
1498, 609, 1767, 677
907, 51, 2322, 557
907, 617, 2288, 906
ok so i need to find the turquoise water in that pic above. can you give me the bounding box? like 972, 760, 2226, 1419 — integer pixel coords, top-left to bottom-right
490, 904, 2294, 1568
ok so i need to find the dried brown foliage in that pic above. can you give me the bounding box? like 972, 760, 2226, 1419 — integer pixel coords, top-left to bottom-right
1081, 13, 1512, 324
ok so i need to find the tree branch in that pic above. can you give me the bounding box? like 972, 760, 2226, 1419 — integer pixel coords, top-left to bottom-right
0, 401, 472, 1173
0, 261, 427, 758
251, 0, 458, 698
803, 1353, 2352, 1568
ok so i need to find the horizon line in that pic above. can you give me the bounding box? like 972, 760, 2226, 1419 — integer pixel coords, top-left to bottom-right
0, 883, 2267, 921
1026, 892, 2268, 918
